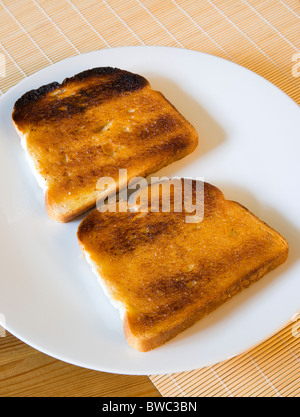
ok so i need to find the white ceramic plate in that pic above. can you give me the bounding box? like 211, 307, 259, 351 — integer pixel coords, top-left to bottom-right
0, 46, 299, 375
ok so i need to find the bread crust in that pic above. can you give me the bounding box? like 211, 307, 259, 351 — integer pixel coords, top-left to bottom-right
12, 67, 149, 127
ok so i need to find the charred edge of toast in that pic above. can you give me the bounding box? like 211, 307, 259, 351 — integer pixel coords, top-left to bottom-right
12, 67, 149, 125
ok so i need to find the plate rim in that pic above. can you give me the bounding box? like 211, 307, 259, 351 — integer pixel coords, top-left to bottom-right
1, 45, 300, 375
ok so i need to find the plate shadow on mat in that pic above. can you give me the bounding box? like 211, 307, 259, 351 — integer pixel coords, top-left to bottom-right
167, 184, 300, 347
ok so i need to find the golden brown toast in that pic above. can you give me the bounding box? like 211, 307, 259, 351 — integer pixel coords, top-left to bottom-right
77, 180, 289, 352
12, 67, 198, 222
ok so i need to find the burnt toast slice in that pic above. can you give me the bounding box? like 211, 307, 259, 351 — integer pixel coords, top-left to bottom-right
12, 68, 198, 222
77, 180, 289, 352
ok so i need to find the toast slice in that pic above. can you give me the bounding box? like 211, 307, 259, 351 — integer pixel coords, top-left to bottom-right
12, 67, 198, 222
77, 180, 289, 352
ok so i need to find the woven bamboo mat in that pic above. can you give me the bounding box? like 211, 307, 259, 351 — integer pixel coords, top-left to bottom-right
0, 0, 299, 397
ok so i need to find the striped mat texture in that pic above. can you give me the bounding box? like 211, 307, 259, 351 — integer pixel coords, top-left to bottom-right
0, 0, 299, 397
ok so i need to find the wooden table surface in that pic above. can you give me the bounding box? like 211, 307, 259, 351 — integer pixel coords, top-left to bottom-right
0, 332, 160, 397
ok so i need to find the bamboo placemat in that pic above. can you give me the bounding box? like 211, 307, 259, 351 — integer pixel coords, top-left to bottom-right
0, 0, 299, 398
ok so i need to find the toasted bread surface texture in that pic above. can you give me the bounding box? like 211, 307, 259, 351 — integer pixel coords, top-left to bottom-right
77, 180, 289, 352
12, 67, 198, 222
